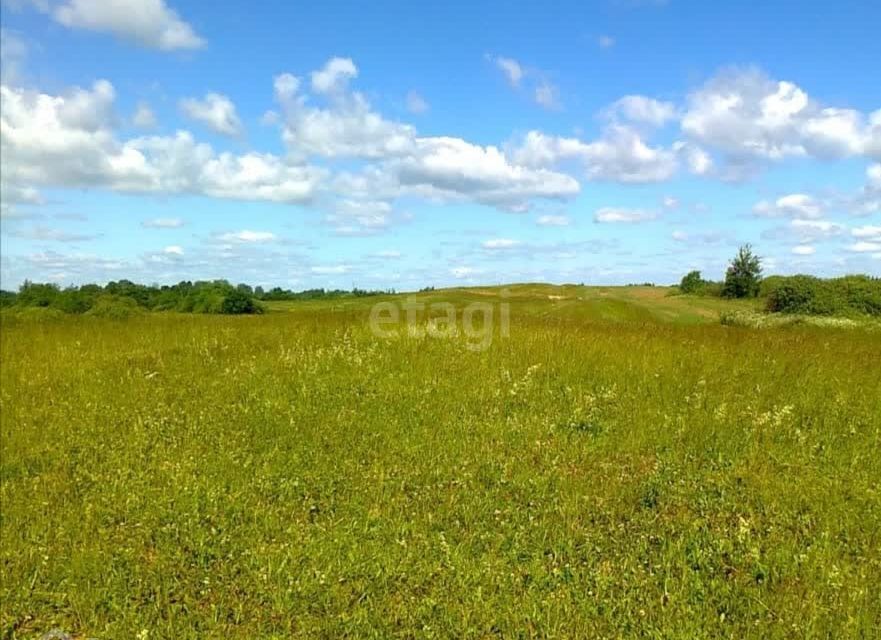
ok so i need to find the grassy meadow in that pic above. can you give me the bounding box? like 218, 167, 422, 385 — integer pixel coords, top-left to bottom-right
2, 285, 880, 638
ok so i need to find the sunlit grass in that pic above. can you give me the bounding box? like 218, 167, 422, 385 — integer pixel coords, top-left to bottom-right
2, 286, 880, 638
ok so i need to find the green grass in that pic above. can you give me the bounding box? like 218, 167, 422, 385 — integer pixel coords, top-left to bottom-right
2, 285, 880, 638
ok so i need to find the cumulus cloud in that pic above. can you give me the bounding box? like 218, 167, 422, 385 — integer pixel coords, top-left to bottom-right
1, 81, 323, 203
180, 93, 242, 136
51, 0, 204, 51
791, 245, 815, 255
594, 207, 657, 223
681, 68, 880, 171
163, 244, 183, 255
311, 57, 357, 94
395, 136, 580, 209
753, 194, 823, 219
273, 68, 415, 159
512, 127, 677, 183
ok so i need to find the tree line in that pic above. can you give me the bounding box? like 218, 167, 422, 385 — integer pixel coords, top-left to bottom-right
0, 280, 394, 316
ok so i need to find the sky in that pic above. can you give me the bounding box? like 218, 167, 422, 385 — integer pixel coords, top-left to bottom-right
1, 0, 879, 291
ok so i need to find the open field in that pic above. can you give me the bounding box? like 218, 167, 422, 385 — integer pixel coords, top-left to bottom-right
2, 285, 880, 638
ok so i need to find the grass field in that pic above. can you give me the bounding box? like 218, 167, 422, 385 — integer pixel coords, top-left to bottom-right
2, 285, 880, 638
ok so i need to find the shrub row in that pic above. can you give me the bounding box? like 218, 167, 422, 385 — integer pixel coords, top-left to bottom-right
763, 275, 881, 317
1, 280, 265, 316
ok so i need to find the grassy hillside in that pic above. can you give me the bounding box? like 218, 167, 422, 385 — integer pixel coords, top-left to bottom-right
265, 284, 761, 324
2, 286, 880, 638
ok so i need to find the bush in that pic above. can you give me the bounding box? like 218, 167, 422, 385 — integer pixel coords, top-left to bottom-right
220, 290, 263, 315
675, 271, 722, 297
680, 271, 705, 294
764, 275, 881, 317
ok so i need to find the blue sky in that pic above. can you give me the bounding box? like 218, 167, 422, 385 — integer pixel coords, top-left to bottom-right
1, 0, 879, 290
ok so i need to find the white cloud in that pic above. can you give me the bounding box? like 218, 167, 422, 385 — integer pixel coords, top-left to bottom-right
673, 141, 713, 175
597, 35, 615, 48
537, 214, 570, 226
594, 207, 657, 223
753, 194, 823, 219
512, 127, 677, 183
325, 199, 393, 235
789, 219, 844, 241
0, 81, 323, 204
681, 68, 880, 171
274, 68, 415, 159
218, 230, 277, 243
396, 136, 580, 208
180, 93, 242, 136
132, 102, 156, 128
607, 95, 677, 127
494, 56, 524, 87
671, 230, 688, 241
311, 57, 357, 94
662, 196, 679, 209
791, 245, 815, 255
142, 217, 183, 228
852, 225, 881, 240
163, 244, 183, 255
848, 241, 881, 253
482, 238, 521, 250
868, 163, 881, 189
51, 0, 204, 51
405, 91, 429, 114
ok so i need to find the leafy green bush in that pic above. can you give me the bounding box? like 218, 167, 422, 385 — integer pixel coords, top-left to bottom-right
764, 275, 881, 317
679, 270, 704, 294
220, 290, 263, 315
675, 271, 722, 297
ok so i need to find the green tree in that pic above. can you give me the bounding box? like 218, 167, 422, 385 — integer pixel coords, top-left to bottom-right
722, 244, 762, 299
679, 270, 704, 294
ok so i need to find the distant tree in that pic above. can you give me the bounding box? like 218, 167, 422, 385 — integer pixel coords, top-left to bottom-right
17, 281, 60, 307
722, 244, 762, 298
679, 270, 705, 294
220, 289, 262, 314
